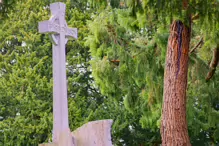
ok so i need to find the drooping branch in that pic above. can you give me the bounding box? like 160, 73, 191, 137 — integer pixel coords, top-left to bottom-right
189, 37, 203, 54
110, 59, 120, 66
110, 43, 156, 65
206, 47, 219, 81
191, 14, 199, 21
110, 59, 120, 62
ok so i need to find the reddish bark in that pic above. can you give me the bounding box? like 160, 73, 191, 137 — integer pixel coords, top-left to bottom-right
161, 20, 191, 146
206, 47, 219, 81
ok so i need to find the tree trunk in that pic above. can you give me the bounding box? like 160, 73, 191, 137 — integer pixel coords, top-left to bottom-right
161, 20, 191, 146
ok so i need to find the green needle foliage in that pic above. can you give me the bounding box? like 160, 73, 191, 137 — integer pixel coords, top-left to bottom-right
0, 0, 104, 145
1, 0, 152, 145
0, 1, 53, 145
86, 0, 219, 145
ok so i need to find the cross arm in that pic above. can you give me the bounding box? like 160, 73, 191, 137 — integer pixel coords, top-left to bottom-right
65, 28, 77, 39
38, 20, 58, 34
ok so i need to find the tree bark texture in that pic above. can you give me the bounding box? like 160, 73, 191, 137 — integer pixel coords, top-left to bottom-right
161, 20, 191, 146
206, 46, 219, 81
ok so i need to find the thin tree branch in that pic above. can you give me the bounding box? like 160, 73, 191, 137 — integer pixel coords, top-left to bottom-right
206, 47, 219, 81
192, 14, 199, 21
189, 37, 203, 54
110, 60, 120, 63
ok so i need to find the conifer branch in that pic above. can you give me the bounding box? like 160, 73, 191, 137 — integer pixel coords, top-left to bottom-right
110, 59, 120, 66
192, 14, 199, 21
110, 60, 120, 63
189, 37, 203, 54
206, 47, 219, 81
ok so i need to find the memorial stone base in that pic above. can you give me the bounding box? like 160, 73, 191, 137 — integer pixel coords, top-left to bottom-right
39, 120, 113, 146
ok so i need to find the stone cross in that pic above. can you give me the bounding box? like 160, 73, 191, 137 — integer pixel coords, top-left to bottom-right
38, 2, 77, 143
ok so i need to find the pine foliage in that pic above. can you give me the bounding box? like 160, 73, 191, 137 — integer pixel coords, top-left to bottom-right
0, 0, 105, 145
85, 8, 166, 131
86, 0, 219, 144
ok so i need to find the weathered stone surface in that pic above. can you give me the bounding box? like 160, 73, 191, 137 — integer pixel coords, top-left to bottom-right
39, 120, 113, 146
72, 120, 113, 146
39, 143, 57, 146
39, 129, 74, 146
59, 129, 75, 146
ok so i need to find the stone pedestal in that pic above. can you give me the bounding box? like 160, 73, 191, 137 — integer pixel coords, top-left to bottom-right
39, 143, 57, 146
72, 120, 113, 146
39, 129, 74, 146
39, 120, 113, 146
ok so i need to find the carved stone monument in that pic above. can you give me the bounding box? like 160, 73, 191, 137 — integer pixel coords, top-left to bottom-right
39, 2, 77, 144
38, 2, 113, 146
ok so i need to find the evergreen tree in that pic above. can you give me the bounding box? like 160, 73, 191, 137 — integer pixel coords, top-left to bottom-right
86, 0, 219, 145
1, 0, 155, 145
0, 0, 104, 145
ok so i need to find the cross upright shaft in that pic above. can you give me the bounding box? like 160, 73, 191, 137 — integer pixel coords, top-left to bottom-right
38, 2, 77, 142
